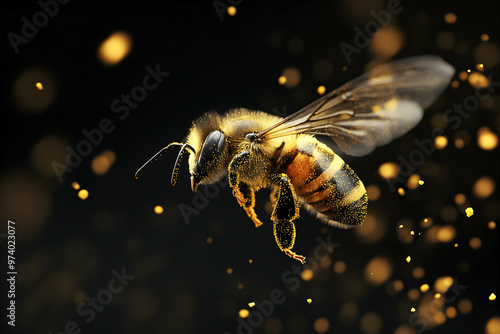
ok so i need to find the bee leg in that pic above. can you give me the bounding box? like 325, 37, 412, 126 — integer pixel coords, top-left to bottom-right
238, 182, 263, 228
271, 173, 306, 264
228, 151, 263, 227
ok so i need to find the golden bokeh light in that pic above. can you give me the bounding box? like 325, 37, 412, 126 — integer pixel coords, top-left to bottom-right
301, 269, 314, 281
486, 317, 500, 334
436, 31, 455, 51
154, 205, 163, 214
398, 187, 405, 196
78, 189, 89, 200
450, 80, 460, 89
488, 221, 496, 229
313, 317, 330, 333
334, 261, 346, 274
490, 293, 497, 301
437, 225, 456, 243
407, 174, 421, 190
480, 34, 490, 42
227, 6, 236, 16
469, 237, 482, 249
278, 75, 287, 85
468, 72, 490, 89
71, 182, 80, 190
317, 85, 326, 95
378, 162, 399, 179
206, 237, 213, 244
30, 135, 68, 177
477, 127, 499, 150
369, 26, 404, 59
355, 214, 385, 244
435, 276, 454, 293
365, 257, 393, 285
434, 136, 448, 149
281, 67, 301, 88
420, 284, 430, 293
408, 289, 420, 300
444, 13, 457, 24
412, 267, 425, 279
473, 176, 495, 199
360, 312, 383, 334
12, 67, 58, 113
91, 150, 116, 175
226, 268, 233, 274
98, 31, 133, 66
445, 306, 457, 318
239, 309, 249, 318
474, 42, 500, 68
366, 185, 380, 201
457, 299, 473, 314
454, 193, 466, 205
394, 280, 404, 292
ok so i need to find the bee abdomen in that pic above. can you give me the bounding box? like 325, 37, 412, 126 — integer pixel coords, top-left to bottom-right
280, 138, 367, 228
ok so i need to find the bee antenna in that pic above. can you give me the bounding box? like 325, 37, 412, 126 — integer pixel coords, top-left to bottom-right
170, 143, 195, 186
135, 142, 192, 180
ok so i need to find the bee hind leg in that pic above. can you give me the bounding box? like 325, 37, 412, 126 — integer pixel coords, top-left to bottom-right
271, 173, 306, 264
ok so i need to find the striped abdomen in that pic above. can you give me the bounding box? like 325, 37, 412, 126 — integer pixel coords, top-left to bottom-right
279, 136, 368, 228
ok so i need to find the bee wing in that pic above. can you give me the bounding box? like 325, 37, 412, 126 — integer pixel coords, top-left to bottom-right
257, 56, 454, 156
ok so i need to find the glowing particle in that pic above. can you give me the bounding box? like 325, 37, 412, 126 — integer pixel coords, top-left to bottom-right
399, 225, 403, 229
410, 231, 415, 235
398, 187, 405, 196
278, 75, 287, 85
71, 182, 80, 190
468, 72, 490, 89
301, 269, 314, 281
239, 309, 249, 318
467, 69, 471, 73
407, 174, 421, 189
480, 34, 489, 42
307, 298, 312, 304
435, 293, 442, 299
206, 237, 213, 244
420, 284, 430, 293
154, 205, 163, 214
450, 80, 459, 88
477, 127, 499, 150
227, 6, 237, 16
248, 259, 253, 264
473, 176, 495, 199
454, 193, 466, 205
489, 293, 496, 301
248, 302, 255, 307
317, 85, 326, 95
226, 268, 233, 274
378, 162, 399, 179
488, 221, 496, 229
342, 65, 347, 71
459, 71, 468, 81
406, 256, 411, 263
281, 67, 301, 88
35, 82, 43, 90
476, 63, 484, 71
78, 189, 89, 200
410, 307, 416, 313
434, 136, 448, 149
469, 237, 481, 249
98, 31, 133, 66
465, 207, 474, 217
418, 180, 424, 186
444, 13, 457, 24
454, 243, 458, 247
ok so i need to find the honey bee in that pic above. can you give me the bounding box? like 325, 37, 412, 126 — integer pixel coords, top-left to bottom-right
136, 56, 454, 263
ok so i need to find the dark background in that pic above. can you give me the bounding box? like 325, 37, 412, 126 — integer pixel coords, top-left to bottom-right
2, 0, 500, 333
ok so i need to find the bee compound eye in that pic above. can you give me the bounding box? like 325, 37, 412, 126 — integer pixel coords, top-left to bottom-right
196, 130, 225, 171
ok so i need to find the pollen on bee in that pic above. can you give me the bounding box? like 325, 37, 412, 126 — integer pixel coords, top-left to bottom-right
490, 293, 497, 301
317, 85, 326, 95
384, 98, 398, 111
227, 6, 237, 16
406, 256, 411, 263
307, 298, 312, 304
154, 205, 163, 214
372, 105, 383, 113
78, 189, 89, 200
248, 302, 256, 307
35, 82, 43, 90
465, 207, 474, 217
239, 309, 249, 318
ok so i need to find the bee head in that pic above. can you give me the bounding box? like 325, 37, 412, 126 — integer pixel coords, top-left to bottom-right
186, 112, 228, 193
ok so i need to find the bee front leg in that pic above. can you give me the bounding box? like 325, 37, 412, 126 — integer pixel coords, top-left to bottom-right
228, 151, 263, 228
271, 173, 305, 264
